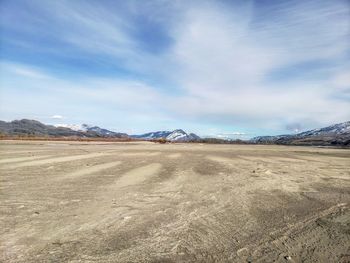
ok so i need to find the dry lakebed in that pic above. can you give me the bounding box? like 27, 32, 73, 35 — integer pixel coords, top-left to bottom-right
0, 140, 349, 262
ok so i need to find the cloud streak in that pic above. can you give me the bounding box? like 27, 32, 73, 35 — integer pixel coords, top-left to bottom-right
51, 115, 63, 120
0, 0, 349, 136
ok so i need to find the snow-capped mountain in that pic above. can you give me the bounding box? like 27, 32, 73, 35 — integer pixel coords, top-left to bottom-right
54, 124, 83, 131
166, 129, 188, 141
54, 123, 128, 138
131, 131, 172, 140
4, 120, 199, 141
132, 129, 201, 142
251, 121, 350, 146
81, 124, 127, 137
297, 121, 350, 137
250, 135, 293, 143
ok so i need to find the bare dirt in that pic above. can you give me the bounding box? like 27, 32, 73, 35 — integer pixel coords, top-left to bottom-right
0, 140, 349, 262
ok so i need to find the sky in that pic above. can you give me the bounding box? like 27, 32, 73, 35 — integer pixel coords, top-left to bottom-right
0, 0, 349, 138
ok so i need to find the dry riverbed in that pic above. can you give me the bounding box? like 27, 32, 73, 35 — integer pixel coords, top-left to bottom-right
0, 141, 349, 262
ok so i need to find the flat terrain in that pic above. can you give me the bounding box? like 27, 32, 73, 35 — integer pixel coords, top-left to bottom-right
0, 141, 349, 262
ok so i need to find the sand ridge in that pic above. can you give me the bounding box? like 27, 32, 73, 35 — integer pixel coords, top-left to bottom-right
56, 161, 122, 180
114, 163, 162, 188
1, 152, 118, 169
0, 155, 52, 164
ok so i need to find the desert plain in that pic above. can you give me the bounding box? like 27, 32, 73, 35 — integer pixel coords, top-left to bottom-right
0, 140, 349, 262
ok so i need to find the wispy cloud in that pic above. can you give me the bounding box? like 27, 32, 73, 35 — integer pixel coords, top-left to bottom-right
0, 62, 173, 133
0, 0, 349, 135
166, 1, 350, 130
1, 62, 51, 79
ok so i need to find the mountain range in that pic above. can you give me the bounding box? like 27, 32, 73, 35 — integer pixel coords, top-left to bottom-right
0, 119, 128, 138
250, 121, 350, 146
131, 129, 201, 142
54, 123, 128, 138
0, 119, 349, 146
0, 119, 200, 142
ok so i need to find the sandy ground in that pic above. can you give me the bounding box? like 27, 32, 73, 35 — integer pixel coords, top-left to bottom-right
0, 140, 349, 262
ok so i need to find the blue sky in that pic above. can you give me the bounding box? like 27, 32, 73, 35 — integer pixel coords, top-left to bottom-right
0, 0, 349, 138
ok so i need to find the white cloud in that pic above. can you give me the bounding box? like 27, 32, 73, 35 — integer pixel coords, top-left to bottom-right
0, 62, 172, 132
163, 0, 350, 130
51, 115, 64, 120
332, 70, 350, 90
1, 0, 349, 134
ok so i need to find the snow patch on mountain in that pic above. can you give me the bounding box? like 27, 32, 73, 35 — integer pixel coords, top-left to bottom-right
132, 129, 201, 141
54, 123, 127, 137
54, 124, 84, 131
250, 121, 350, 145
166, 129, 187, 141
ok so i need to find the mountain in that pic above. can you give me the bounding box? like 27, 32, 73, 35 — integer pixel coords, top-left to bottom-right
53, 124, 83, 131
2, 119, 348, 146
251, 121, 350, 146
131, 131, 172, 140
0, 119, 200, 141
132, 129, 201, 142
296, 121, 350, 137
0, 119, 128, 138
83, 124, 128, 137
0, 119, 88, 137
55, 124, 128, 138
82, 125, 128, 137
166, 129, 197, 141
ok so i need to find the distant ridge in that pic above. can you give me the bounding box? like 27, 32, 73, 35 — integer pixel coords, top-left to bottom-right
1, 119, 349, 146
131, 129, 201, 142
0, 119, 200, 142
55, 123, 128, 138
0, 119, 128, 138
251, 121, 350, 147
